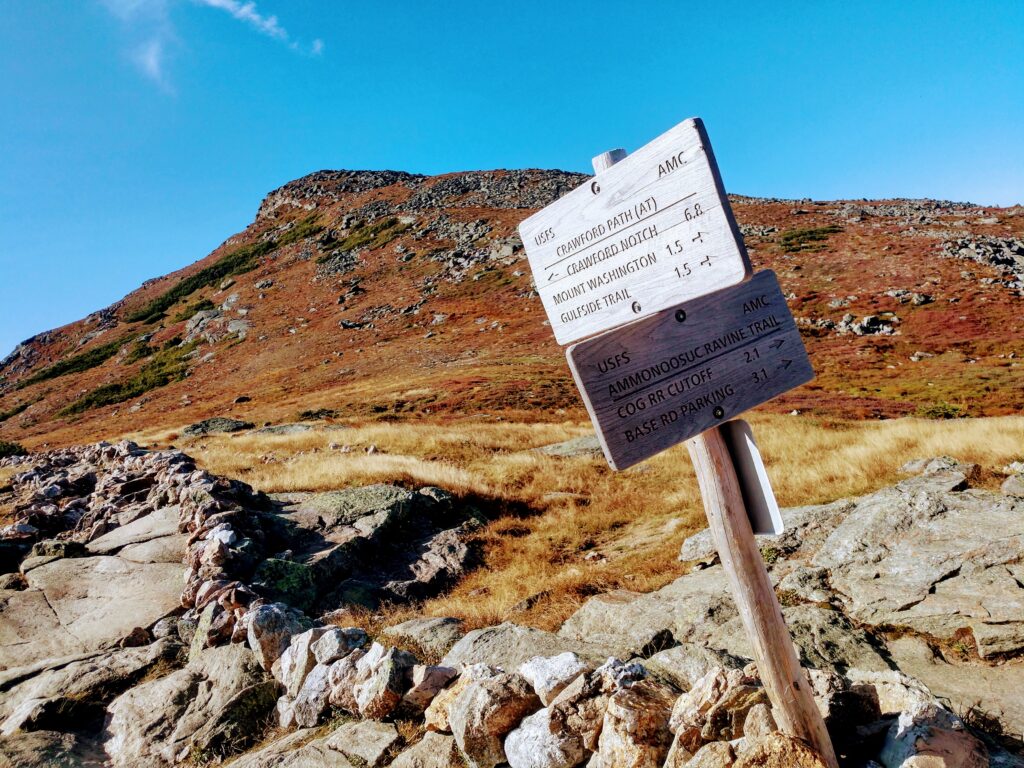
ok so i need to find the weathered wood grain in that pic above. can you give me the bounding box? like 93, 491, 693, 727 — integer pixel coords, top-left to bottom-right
519, 117, 752, 344
566, 270, 812, 470
687, 430, 840, 768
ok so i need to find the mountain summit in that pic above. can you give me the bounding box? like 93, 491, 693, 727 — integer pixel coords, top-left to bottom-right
1, 169, 1022, 448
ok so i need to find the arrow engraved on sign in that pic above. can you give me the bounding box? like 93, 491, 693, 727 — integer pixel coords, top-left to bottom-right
692, 231, 705, 243
769, 339, 785, 349
548, 272, 559, 281
779, 359, 793, 370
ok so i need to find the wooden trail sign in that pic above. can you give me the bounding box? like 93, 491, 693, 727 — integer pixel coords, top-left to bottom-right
518, 118, 751, 344
570, 137, 839, 768
515, 125, 838, 767
566, 270, 812, 470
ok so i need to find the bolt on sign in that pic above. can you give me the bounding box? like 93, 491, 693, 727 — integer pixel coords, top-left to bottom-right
518, 117, 752, 345
567, 270, 813, 470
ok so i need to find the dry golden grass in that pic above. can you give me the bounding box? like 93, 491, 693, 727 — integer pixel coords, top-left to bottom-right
0, 466, 17, 526
142, 414, 1024, 632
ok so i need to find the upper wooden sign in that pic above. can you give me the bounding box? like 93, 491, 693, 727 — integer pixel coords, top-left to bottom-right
567, 271, 813, 470
519, 118, 752, 345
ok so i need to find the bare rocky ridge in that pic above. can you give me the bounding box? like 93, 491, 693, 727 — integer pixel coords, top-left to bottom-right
2, 441, 1024, 766
1, 170, 1022, 449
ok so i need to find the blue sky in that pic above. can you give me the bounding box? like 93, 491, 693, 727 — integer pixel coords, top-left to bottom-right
1, 1, 1022, 358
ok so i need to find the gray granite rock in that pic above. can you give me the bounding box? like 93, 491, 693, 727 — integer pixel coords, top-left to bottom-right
324, 720, 400, 767
812, 480, 1024, 657
558, 566, 735, 657
16, 555, 181, 658
390, 731, 463, 768
707, 605, 889, 674
103, 644, 278, 767
383, 617, 465, 658
0, 639, 182, 736
444, 622, 613, 670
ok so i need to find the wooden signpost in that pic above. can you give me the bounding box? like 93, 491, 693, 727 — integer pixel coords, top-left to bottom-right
518, 119, 839, 768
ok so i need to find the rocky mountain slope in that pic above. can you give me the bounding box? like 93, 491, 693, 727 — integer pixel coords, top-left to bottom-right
1, 442, 1022, 767
1, 170, 1022, 449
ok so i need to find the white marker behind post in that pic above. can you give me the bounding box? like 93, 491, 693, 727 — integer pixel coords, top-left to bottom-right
721, 419, 784, 535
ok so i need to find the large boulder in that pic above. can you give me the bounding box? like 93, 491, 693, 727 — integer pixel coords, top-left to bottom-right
383, 617, 465, 659
449, 671, 542, 768
297, 484, 414, 529
547, 658, 648, 754
324, 720, 400, 767
519, 652, 592, 706
181, 418, 254, 437
504, 706, 587, 768
679, 498, 855, 566
3, 555, 182, 667
558, 567, 735, 657
354, 645, 417, 720
668, 666, 768, 755
244, 602, 312, 671
327, 647, 367, 713
424, 663, 499, 734
270, 484, 471, 611
707, 605, 889, 674
292, 662, 333, 728
312, 626, 367, 665
586, 678, 677, 768
811, 476, 1024, 658
390, 731, 463, 768
279, 627, 328, 696
535, 434, 603, 459
642, 643, 746, 691
0, 639, 182, 736
444, 622, 611, 669
103, 644, 279, 767
403, 664, 458, 714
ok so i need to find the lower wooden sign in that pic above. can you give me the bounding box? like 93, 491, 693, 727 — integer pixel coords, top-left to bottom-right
567, 270, 813, 470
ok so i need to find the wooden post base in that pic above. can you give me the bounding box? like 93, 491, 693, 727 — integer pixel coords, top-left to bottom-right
687, 427, 839, 768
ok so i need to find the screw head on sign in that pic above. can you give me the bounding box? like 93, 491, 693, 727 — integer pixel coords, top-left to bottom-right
713, 406, 725, 419
590, 181, 601, 195
631, 301, 642, 314
675, 309, 687, 323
